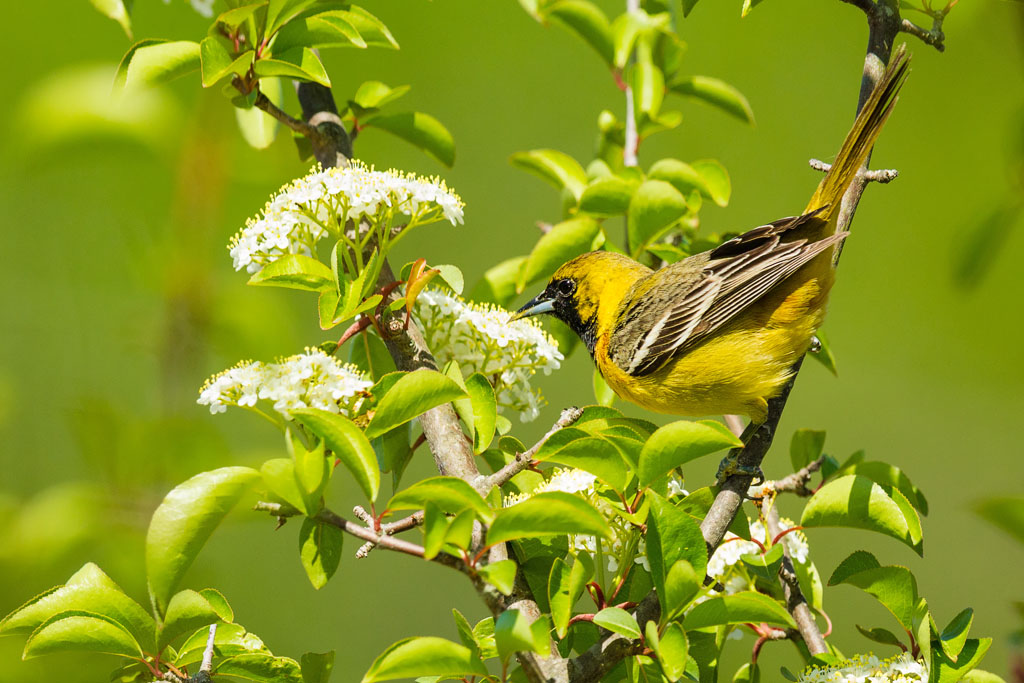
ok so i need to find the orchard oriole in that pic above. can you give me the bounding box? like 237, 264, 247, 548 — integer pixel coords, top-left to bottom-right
512, 46, 909, 423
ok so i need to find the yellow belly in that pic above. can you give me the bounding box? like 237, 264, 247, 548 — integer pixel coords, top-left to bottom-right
596, 266, 833, 423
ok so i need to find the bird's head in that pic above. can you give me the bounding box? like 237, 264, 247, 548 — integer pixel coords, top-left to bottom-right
511, 251, 650, 355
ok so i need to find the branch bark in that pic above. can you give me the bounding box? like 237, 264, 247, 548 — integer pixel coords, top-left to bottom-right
294, 81, 567, 683
478, 406, 584, 492
765, 507, 827, 654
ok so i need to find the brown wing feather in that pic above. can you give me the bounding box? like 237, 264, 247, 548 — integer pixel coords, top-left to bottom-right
622, 211, 846, 376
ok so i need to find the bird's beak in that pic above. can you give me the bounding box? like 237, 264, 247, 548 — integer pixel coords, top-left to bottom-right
509, 294, 555, 321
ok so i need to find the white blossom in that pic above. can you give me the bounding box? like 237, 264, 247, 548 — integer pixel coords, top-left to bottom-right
198, 348, 372, 419
797, 653, 927, 683
705, 517, 810, 591
228, 161, 464, 273
415, 289, 562, 422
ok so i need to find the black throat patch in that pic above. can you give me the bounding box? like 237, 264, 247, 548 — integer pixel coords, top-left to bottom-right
554, 298, 598, 358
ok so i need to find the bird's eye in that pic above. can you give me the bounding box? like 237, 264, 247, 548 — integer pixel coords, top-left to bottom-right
557, 279, 576, 297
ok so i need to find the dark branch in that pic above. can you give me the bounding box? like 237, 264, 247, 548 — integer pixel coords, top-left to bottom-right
765, 507, 828, 654
900, 17, 945, 51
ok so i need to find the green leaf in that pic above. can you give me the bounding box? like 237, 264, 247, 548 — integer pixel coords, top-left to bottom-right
685, 592, 796, 630
645, 493, 707, 615
199, 588, 233, 622
933, 639, 992, 683
215, 2, 268, 30
23, 611, 142, 659
855, 624, 906, 648
802, 475, 923, 554
651, 621, 688, 681
960, 670, 1006, 683
464, 373, 497, 454
146, 467, 260, 615
362, 637, 487, 682
833, 461, 928, 515
119, 40, 201, 90
217, 653, 304, 683
741, 0, 768, 18
691, 159, 731, 207
669, 76, 754, 125
272, 11, 368, 53
578, 176, 638, 216
647, 158, 712, 198
249, 254, 334, 292
292, 409, 380, 502
353, 81, 411, 109
663, 559, 700, 621
519, 216, 601, 290
299, 518, 344, 590
290, 434, 328, 509
939, 608, 973, 662
829, 554, 918, 629
975, 496, 1024, 545
638, 420, 742, 487
0, 563, 155, 652
479, 560, 518, 596
334, 6, 398, 49
510, 149, 588, 201
544, 1, 614, 66
255, 47, 330, 87
488, 492, 611, 545
301, 651, 336, 683
347, 330, 396, 381
537, 434, 630, 492
365, 112, 455, 167
261, 458, 307, 513
388, 476, 493, 523
634, 49, 665, 120
592, 370, 616, 408
265, 0, 322, 37
627, 179, 688, 256
434, 264, 465, 295
237, 77, 283, 149
494, 610, 549, 661
200, 37, 253, 88
365, 370, 467, 439
790, 429, 826, 471
160, 589, 229, 650
548, 554, 593, 638
89, 0, 132, 38
593, 607, 640, 639
610, 9, 669, 68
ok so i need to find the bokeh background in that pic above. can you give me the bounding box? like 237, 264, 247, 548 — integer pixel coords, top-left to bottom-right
2, 0, 1023, 680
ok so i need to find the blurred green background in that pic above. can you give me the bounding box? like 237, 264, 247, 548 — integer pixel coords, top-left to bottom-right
2, 0, 1022, 680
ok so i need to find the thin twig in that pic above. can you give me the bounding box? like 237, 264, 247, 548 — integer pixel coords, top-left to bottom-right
900, 18, 945, 51
809, 158, 899, 183
770, 455, 827, 496
199, 624, 217, 674
478, 406, 584, 492
765, 507, 828, 655
253, 90, 318, 138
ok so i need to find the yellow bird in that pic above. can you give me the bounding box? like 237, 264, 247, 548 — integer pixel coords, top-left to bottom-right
512, 47, 909, 424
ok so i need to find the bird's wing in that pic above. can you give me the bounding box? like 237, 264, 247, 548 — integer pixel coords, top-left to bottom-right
619, 214, 846, 376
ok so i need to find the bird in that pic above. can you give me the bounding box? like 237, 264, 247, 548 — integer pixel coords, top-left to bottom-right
511, 46, 909, 425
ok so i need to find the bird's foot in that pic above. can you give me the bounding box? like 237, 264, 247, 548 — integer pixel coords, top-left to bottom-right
716, 452, 765, 487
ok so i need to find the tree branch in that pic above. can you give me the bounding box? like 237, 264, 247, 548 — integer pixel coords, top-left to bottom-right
765, 506, 827, 655
900, 17, 945, 51
293, 81, 567, 683
477, 406, 584, 492
771, 455, 826, 496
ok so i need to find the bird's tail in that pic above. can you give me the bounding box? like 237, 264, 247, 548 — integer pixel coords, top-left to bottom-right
804, 44, 910, 223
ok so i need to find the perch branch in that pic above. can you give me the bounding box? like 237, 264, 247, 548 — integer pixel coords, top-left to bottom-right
809, 158, 899, 183
770, 455, 826, 496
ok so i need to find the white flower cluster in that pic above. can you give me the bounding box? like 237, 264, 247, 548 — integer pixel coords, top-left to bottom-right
197, 348, 372, 419
503, 468, 597, 508
415, 289, 563, 422
798, 653, 927, 683
706, 517, 810, 592
229, 161, 464, 274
